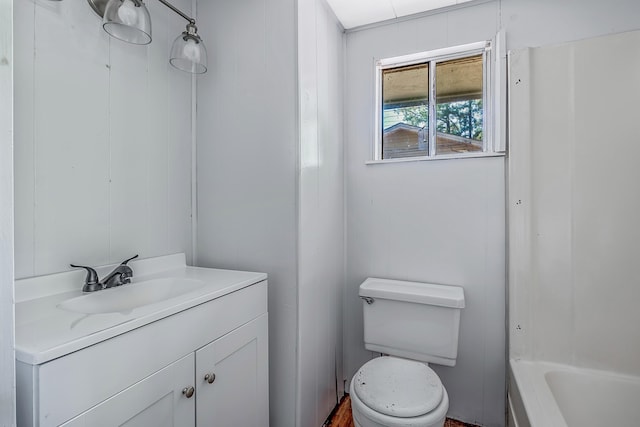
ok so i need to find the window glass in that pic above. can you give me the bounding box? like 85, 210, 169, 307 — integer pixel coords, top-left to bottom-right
435, 55, 484, 155
381, 64, 429, 159
375, 42, 495, 161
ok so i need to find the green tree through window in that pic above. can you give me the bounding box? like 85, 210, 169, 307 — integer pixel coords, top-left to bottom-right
399, 100, 483, 140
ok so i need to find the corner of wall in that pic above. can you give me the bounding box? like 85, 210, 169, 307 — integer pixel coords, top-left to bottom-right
0, 0, 16, 423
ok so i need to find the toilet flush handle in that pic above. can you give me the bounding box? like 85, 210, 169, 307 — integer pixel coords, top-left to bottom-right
360, 296, 374, 305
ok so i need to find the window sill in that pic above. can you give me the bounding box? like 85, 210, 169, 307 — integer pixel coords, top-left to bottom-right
366, 151, 505, 165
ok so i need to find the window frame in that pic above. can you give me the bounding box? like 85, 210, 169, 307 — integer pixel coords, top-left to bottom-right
372, 40, 502, 163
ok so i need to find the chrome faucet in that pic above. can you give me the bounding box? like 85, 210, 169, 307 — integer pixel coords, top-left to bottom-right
71, 255, 139, 293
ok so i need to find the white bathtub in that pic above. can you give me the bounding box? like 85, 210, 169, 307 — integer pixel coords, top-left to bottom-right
509, 359, 640, 427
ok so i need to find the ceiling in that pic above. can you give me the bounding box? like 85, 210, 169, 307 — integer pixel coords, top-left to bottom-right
326, 0, 475, 29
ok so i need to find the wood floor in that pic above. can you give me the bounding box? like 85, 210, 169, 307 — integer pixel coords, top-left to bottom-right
325, 395, 355, 427
326, 395, 479, 427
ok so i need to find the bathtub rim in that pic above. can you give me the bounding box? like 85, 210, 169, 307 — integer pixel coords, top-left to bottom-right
509, 358, 640, 427
510, 359, 566, 427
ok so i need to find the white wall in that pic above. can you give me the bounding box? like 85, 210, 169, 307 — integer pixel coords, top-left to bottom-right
194, 0, 298, 426
297, 0, 344, 426
509, 30, 640, 376
344, 2, 506, 425
13, 0, 193, 279
500, 0, 640, 51
344, 1, 640, 425
0, 0, 15, 424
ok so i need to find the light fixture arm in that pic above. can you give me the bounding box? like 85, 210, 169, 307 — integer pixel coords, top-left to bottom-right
87, 0, 195, 25
87, 0, 208, 73
156, 0, 195, 25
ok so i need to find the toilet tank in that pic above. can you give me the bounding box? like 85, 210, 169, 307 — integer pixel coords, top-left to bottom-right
360, 278, 465, 367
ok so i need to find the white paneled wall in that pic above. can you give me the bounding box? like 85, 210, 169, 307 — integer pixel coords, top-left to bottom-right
501, 0, 640, 51
297, 0, 344, 426
344, 2, 506, 425
509, 30, 640, 376
13, 0, 193, 279
0, 0, 15, 423
195, 0, 298, 426
344, 1, 640, 425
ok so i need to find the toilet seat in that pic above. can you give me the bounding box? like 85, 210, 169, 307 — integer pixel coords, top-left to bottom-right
350, 356, 449, 427
352, 357, 444, 417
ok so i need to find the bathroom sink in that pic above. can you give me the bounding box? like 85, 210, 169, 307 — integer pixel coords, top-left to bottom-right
57, 277, 206, 314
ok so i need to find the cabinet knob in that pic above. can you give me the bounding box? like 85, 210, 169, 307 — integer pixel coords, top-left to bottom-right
204, 373, 216, 384
182, 386, 195, 398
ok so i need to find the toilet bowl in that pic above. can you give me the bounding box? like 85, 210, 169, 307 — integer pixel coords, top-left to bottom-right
349, 356, 448, 427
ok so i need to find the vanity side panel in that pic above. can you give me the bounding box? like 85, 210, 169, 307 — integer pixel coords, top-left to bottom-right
36, 281, 267, 427
16, 361, 37, 427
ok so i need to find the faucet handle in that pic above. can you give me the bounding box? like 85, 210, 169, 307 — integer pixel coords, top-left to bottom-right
70, 264, 104, 292
120, 254, 139, 266
70, 264, 99, 286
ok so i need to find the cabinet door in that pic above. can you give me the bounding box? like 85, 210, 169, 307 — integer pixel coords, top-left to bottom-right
60, 353, 196, 427
196, 314, 269, 427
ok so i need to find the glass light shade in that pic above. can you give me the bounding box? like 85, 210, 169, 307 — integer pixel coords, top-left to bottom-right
170, 30, 207, 74
103, 0, 152, 45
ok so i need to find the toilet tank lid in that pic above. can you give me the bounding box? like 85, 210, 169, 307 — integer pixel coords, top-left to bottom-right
360, 278, 465, 308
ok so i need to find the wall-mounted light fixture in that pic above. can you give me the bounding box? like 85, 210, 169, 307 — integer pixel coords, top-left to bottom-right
87, 0, 207, 74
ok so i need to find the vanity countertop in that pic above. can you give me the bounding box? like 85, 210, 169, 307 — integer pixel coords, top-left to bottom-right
15, 254, 267, 365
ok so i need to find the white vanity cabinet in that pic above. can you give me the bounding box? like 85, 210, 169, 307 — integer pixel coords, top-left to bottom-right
59, 353, 196, 427
15, 255, 269, 427
195, 315, 269, 427
59, 314, 268, 427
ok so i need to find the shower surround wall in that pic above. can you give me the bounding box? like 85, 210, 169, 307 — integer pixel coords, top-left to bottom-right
13, 0, 194, 279
509, 30, 640, 376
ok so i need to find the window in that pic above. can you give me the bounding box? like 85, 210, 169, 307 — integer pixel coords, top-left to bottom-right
374, 40, 503, 161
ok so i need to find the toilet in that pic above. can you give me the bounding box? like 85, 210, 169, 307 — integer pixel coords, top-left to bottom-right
350, 278, 465, 427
